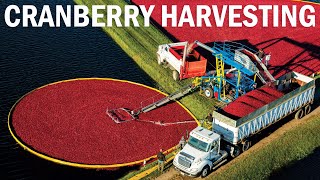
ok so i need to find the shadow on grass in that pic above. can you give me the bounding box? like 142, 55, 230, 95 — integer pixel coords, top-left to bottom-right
269, 147, 320, 180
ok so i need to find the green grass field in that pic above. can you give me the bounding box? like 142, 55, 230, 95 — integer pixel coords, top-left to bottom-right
74, 0, 320, 179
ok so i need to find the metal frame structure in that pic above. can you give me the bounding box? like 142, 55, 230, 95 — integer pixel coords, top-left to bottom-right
212, 42, 258, 76
210, 42, 259, 102
157, 40, 276, 103
191, 41, 262, 102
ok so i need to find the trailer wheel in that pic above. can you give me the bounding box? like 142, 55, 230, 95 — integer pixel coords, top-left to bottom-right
173, 70, 179, 81
304, 105, 311, 115
201, 165, 210, 178
230, 146, 240, 158
295, 109, 304, 120
204, 88, 214, 98
242, 140, 251, 152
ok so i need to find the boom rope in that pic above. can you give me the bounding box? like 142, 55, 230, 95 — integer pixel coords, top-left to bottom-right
135, 119, 197, 126
106, 108, 196, 126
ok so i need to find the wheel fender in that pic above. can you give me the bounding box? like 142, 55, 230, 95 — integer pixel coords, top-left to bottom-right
198, 159, 213, 171
169, 65, 175, 71
156, 53, 162, 63
305, 104, 311, 115
157, 50, 163, 56
295, 108, 304, 120
159, 53, 165, 61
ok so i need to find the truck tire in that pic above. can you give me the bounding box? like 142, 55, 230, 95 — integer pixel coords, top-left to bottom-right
173, 70, 179, 81
230, 146, 240, 158
204, 87, 214, 98
295, 109, 304, 120
242, 140, 251, 152
305, 105, 311, 115
201, 165, 210, 178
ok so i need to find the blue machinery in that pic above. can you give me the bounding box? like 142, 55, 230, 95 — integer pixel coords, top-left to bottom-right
192, 41, 275, 103
107, 41, 276, 122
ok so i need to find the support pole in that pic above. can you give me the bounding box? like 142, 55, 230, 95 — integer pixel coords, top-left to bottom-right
236, 69, 241, 98
237, 69, 241, 85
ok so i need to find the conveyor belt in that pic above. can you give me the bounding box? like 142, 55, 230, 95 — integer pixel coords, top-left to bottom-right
141, 84, 197, 113
255, 57, 276, 82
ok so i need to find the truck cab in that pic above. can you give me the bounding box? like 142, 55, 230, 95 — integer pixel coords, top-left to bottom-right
173, 127, 228, 177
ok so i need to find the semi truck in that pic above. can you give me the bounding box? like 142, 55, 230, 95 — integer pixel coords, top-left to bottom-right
108, 41, 315, 178
173, 71, 315, 177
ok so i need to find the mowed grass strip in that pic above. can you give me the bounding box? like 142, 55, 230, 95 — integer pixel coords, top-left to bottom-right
74, 0, 218, 118
208, 112, 320, 180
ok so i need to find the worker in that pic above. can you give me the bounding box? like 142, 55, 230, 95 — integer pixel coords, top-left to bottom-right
206, 113, 213, 122
178, 136, 186, 150
229, 89, 236, 96
157, 149, 166, 174
257, 49, 265, 59
252, 83, 257, 89
264, 53, 271, 66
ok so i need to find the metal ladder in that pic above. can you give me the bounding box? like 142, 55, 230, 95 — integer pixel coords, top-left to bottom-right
216, 54, 225, 82
216, 54, 226, 98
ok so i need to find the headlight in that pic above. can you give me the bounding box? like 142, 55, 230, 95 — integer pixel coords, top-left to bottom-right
194, 158, 202, 164
190, 168, 199, 173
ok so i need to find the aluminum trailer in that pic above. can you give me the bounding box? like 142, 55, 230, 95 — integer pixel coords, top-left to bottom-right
212, 71, 315, 156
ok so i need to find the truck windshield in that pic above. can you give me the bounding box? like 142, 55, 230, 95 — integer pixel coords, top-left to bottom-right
188, 136, 210, 152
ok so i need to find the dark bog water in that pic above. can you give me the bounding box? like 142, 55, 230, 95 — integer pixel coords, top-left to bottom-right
0, 1, 153, 179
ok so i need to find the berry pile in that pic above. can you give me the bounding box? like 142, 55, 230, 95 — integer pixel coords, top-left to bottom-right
11, 79, 197, 165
